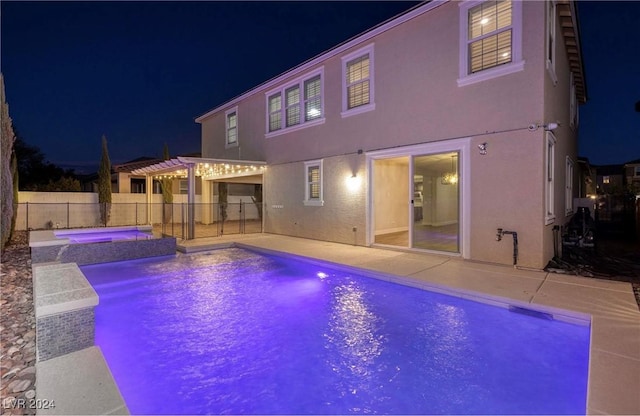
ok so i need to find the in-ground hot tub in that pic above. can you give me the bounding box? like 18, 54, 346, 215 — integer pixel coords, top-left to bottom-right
30, 226, 176, 265
55, 229, 155, 244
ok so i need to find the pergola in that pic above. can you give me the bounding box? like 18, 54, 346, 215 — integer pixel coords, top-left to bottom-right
131, 156, 266, 239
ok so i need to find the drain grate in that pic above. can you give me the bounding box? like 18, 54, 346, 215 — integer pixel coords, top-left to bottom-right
508, 306, 554, 320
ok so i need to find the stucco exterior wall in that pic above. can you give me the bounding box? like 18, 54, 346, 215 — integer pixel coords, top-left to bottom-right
197, 1, 581, 269
540, 0, 580, 264
264, 153, 367, 246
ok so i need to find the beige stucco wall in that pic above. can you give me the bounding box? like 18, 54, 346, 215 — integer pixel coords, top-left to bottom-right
198, 1, 583, 269
264, 153, 367, 246
540, 0, 580, 263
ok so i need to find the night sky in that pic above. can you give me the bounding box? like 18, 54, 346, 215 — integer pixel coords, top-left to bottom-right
1, 1, 639, 174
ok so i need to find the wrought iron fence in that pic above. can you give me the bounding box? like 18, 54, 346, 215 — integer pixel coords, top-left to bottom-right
16, 202, 263, 239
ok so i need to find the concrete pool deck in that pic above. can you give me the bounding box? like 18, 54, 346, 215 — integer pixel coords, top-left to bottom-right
178, 233, 640, 415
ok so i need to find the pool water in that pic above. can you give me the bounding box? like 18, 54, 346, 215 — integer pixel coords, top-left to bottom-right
55, 230, 153, 244
82, 248, 590, 415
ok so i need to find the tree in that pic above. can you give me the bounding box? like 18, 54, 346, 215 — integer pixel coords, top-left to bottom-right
219, 182, 228, 234
160, 143, 173, 223
251, 184, 263, 222
41, 176, 81, 192
1, 73, 16, 250
98, 135, 112, 225
10, 151, 18, 241
13, 134, 77, 191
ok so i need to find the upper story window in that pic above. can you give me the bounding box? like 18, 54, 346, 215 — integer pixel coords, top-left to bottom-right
225, 107, 238, 148
304, 75, 322, 121
265, 68, 325, 138
303, 160, 324, 206
634, 166, 640, 177
458, 0, 524, 87
569, 73, 578, 129
602, 176, 610, 184
546, 0, 557, 84
341, 44, 375, 118
285, 85, 301, 127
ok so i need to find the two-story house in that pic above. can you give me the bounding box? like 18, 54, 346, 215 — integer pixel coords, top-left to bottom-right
194, 0, 586, 269
623, 158, 640, 193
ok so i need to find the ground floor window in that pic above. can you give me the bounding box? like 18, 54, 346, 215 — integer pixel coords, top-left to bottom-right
546, 132, 556, 224
303, 160, 323, 206
566, 156, 574, 215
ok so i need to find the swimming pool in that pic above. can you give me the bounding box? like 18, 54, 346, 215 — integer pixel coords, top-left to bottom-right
82, 248, 590, 415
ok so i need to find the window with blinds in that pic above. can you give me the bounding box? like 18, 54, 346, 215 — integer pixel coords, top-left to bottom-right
303, 159, 323, 206
285, 85, 301, 127
468, 0, 512, 74
268, 94, 282, 132
308, 166, 320, 199
346, 54, 370, 109
304, 75, 322, 122
341, 44, 375, 117
225, 109, 237, 146
265, 70, 324, 136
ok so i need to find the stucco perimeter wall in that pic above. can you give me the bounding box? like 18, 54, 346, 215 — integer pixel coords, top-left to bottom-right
264, 153, 367, 246
15, 192, 204, 230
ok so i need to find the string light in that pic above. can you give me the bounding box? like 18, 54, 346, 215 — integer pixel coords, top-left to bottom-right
153, 163, 266, 180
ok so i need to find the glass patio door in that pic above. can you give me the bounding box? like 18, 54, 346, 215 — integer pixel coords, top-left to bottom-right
411, 152, 460, 253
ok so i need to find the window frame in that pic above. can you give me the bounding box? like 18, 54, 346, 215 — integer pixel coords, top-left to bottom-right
341, 43, 375, 118
545, 131, 556, 225
569, 73, 578, 130
303, 159, 324, 207
565, 156, 574, 216
225, 107, 238, 148
179, 179, 188, 195
546, 0, 558, 85
265, 68, 325, 138
458, 0, 524, 87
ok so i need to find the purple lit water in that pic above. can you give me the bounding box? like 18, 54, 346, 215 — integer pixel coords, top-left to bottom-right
82, 248, 589, 415
55, 230, 153, 244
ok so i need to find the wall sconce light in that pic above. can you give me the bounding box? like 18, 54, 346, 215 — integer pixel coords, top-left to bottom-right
478, 142, 488, 155
529, 122, 560, 132
544, 122, 559, 131
346, 173, 361, 192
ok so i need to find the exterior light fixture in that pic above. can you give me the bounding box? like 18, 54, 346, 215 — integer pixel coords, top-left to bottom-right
544, 122, 559, 131
346, 173, 361, 192
478, 142, 488, 155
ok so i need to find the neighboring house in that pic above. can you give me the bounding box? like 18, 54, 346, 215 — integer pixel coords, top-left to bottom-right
193, 0, 586, 269
623, 158, 640, 193
577, 157, 595, 198
595, 164, 624, 195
